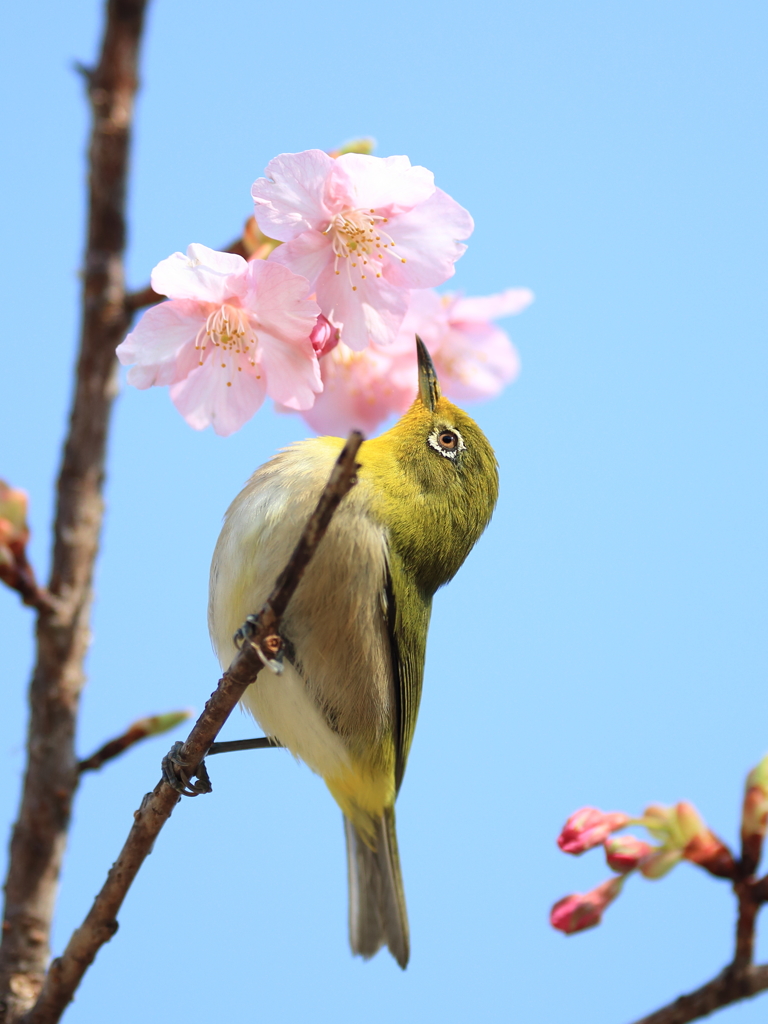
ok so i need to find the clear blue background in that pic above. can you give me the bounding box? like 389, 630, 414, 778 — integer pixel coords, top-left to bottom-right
2, 1, 767, 1021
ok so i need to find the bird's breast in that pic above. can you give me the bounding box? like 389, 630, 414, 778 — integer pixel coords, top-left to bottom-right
208, 439, 397, 795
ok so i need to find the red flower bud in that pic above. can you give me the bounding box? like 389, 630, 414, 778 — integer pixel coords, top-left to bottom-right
557, 807, 630, 855
309, 314, 339, 357
550, 877, 624, 935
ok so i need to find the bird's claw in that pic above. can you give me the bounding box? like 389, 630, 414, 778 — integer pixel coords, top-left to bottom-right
161, 740, 213, 797
233, 615, 285, 675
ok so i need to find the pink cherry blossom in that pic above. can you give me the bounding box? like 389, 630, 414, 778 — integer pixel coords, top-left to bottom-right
116, 244, 321, 437
251, 150, 473, 351
295, 286, 531, 436
550, 877, 624, 935
557, 807, 631, 855
406, 287, 531, 403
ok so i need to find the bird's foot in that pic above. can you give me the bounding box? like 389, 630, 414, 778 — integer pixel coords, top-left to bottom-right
233, 615, 285, 675
161, 741, 213, 797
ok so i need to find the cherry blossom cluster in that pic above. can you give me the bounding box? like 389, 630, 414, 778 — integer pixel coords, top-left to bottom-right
550, 754, 768, 934
117, 148, 532, 436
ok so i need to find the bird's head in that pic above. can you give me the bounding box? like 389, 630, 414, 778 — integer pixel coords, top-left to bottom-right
364, 337, 499, 591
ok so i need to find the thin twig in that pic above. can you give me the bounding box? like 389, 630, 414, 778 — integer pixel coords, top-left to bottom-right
78, 712, 192, 773
0, 2, 148, 1020
23, 432, 362, 1024
0, 551, 58, 614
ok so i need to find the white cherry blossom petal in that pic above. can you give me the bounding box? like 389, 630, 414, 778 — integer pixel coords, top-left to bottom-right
241, 260, 320, 343
317, 263, 407, 350
251, 150, 338, 241
266, 232, 332, 292
257, 332, 322, 411
381, 189, 474, 289
151, 244, 248, 304
117, 299, 206, 387
170, 356, 267, 436
335, 153, 435, 212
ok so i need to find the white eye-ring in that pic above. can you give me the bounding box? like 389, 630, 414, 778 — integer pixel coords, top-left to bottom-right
428, 427, 466, 460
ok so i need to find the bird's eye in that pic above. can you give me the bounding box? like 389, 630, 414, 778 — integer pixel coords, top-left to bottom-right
427, 426, 466, 460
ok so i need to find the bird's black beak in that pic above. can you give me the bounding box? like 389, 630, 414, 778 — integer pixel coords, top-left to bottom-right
416, 336, 441, 411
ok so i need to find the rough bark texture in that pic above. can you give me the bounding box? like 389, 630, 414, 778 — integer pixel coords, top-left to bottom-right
0, 2, 148, 1019
23, 433, 362, 1024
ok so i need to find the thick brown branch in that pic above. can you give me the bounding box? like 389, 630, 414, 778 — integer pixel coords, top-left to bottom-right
0, 2, 148, 1020
629, 965, 768, 1024
23, 432, 362, 1024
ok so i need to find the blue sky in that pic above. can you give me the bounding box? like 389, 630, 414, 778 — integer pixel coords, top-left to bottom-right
2, 1, 767, 1021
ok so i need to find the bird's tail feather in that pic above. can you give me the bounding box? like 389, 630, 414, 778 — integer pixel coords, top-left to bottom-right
344, 806, 409, 969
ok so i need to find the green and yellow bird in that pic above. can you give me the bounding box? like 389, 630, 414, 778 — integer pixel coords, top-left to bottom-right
208, 338, 498, 968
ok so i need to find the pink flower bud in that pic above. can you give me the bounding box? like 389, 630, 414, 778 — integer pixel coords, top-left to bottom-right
550, 877, 624, 935
604, 835, 653, 874
309, 315, 339, 357
557, 807, 631, 855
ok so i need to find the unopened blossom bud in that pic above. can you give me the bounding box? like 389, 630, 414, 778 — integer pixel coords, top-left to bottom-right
741, 754, 768, 844
675, 801, 735, 878
604, 835, 653, 874
0, 481, 29, 556
328, 137, 376, 158
638, 847, 683, 879
310, 315, 340, 357
133, 710, 192, 738
550, 877, 624, 935
242, 217, 280, 261
641, 804, 678, 843
557, 807, 631, 855
641, 802, 734, 878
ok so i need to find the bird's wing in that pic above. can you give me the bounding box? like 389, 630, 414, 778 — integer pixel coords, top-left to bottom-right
385, 549, 432, 793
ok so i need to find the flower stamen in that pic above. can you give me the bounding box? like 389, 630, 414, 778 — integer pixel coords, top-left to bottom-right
325, 206, 408, 289
194, 304, 257, 385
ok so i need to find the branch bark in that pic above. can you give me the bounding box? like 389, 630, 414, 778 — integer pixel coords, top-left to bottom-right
629, 965, 768, 1024
0, 2, 148, 1019
23, 431, 362, 1024
627, 866, 768, 1023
